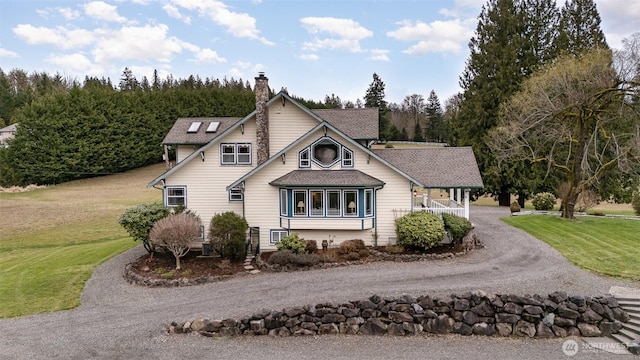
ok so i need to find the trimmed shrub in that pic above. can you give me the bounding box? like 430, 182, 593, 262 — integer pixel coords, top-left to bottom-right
149, 213, 201, 270
118, 203, 170, 252
345, 252, 361, 261
209, 212, 248, 261
510, 201, 521, 213
276, 233, 307, 254
305, 240, 318, 254
337, 239, 366, 254
633, 192, 640, 216
267, 250, 321, 267
442, 213, 473, 242
532, 192, 556, 211
395, 211, 446, 251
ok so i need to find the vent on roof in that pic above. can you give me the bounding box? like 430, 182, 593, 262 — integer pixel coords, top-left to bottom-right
206, 121, 220, 133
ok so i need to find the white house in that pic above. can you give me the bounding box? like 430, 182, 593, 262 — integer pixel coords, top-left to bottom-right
148, 73, 483, 251
0, 124, 17, 147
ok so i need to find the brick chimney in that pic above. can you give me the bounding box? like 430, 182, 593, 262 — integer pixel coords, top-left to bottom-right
255, 72, 269, 165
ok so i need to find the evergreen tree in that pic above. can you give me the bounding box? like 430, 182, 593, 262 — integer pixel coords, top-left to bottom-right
363, 73, 391, 140
425, 90, 447, 142
324, 93, 343, 109
556, 0, 608, 56
119, 67, 139, 91
523, 0, 561, 68
455, 0, 530, 205
413, 122, 424, 142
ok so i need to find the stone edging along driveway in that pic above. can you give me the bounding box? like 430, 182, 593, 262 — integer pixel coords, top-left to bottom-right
0, 205, 638, 360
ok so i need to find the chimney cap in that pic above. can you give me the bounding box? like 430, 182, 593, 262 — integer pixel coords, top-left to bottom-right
258, 72, 265, 78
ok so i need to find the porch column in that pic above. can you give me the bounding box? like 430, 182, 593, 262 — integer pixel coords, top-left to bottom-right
449, 188, 454, 202
426, 188, 432, 208
456, 188, 462, 204
464, 189, 470, 220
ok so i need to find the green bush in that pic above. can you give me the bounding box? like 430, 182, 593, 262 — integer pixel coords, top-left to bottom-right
118, 203, 170, 252
395, 211, 446, 251
510, 201, 521, 213
532, 192, 556, 211
276, 233, 307, 254
633, 192, 640, 216
208, 212, 248, 261
441, 213, 473, 242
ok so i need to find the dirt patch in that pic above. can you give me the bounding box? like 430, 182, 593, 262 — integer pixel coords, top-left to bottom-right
129, 251, 247, 280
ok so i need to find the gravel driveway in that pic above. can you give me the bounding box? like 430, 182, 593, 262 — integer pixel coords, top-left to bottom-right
1, 206, 638, 359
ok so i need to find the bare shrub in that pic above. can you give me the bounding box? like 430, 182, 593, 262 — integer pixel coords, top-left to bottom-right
337, 239, 366, 254
305, 240, 318, 254
149, 213, 201, 270
575, 189, 599, 212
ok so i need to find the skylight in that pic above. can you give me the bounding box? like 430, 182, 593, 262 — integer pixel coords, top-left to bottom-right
206, 121, 220, 133
187, 122, 202, 133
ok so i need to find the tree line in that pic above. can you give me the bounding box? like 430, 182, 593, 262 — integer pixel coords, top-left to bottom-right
1, 0, 638, 220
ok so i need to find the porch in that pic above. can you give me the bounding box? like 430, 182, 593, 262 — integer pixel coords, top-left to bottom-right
393, 188, 471, 220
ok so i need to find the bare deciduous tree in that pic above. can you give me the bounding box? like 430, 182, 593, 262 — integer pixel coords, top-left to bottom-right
149, 213, 201, 270
490, 46, 640, 218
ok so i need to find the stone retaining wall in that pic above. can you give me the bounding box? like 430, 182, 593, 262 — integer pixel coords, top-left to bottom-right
168, 291, 629, 338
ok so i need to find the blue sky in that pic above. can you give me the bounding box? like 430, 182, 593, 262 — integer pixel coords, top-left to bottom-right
0, 0, 638, 105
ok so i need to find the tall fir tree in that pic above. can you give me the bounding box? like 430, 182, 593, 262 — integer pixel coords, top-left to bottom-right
454, 0, 530, 205
556, 0, 608, 55
363, 73, 391, 140
425, 90, 447, 142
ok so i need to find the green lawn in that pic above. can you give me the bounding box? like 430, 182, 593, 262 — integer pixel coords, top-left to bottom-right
0, 164, 163, 318
502, 215, 640, 280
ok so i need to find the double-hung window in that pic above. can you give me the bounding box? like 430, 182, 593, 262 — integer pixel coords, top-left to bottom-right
365, 189, 373, 216
310, 190, 324, 216
221, 143, 252, 165
327, 190, 341, 216
293, 190, 307, 216
166, 186, 186, 207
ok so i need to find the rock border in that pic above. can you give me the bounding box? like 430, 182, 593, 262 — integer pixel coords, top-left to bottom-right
168, 290, 629, 339
124, 231, 483, 287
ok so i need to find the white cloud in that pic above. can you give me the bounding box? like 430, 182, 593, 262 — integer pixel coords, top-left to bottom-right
300, 17, 373, 53
299, 53, 319, 61
92, 24, 183, 63
387, 19, 473, 55
228, 68, 243, 78
163, 4, 191, 24
58, 7, 81, 20
368, 49, 389, 61
192, 48, 226, 64
596, 0, 640, 49
169, 0, 273, 45
45, 53, 104, 75
83, 1, 127, 23
439, 0, 485, 18
0, 48, 19, 58
13, 24, 95, 49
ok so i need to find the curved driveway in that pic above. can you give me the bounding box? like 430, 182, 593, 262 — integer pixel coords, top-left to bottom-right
1, 206, 638, 359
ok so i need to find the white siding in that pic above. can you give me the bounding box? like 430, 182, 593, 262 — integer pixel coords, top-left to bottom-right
268, 101, 319, 155
244, 127, 413, 251
164, 121, 258, 242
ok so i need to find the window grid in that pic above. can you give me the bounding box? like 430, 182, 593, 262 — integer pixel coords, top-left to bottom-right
166, 186, 186, 207
221, 143, 252, 165
270, 229, 289, 244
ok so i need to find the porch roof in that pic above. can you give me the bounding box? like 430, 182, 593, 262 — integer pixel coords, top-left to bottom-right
372, 147, 484, 189
270, 170, 385, 187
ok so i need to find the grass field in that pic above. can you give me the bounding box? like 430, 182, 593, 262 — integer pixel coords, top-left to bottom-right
472, 195, 635, 216
503, 215, 640, 280
0, 164, 163, 318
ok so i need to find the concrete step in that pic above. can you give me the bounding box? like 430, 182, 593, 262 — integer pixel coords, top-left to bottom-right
612, 332, 635, 346
618, 328, 640, 342
619, 301, 640, 308
629, 313, 640, 322
622, 322, 640, 337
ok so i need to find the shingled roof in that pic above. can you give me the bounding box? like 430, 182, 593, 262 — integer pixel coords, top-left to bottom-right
162, 117, 241, 145
372, 147, 484, 189
270, 169, 385, 187
312, 108, 378, 140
